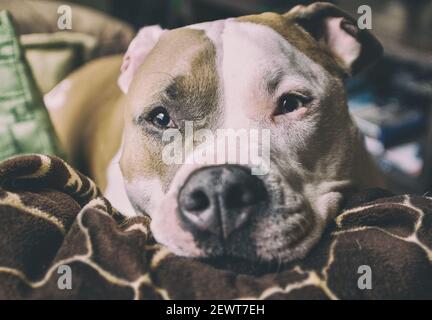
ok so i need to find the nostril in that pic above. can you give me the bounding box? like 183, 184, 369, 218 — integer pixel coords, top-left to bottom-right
183, 189, 210, 212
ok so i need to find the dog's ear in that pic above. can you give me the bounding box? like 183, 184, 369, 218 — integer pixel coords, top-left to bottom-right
285, 2, 382, 75
118, 25, 166, 94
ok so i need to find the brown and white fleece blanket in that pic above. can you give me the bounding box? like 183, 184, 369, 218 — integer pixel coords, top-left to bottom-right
0, 154, 431, 300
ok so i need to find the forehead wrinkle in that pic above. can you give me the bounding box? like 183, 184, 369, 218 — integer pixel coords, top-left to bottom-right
265, 68, 285, 95
162, 78, 180, 100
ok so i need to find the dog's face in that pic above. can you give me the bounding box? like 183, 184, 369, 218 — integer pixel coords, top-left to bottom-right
118, 3, 383, 263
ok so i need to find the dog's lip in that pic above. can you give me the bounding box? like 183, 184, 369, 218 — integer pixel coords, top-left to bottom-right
286, 214, 315, 248
271, 202, 305, 215
255, 212, 315, 248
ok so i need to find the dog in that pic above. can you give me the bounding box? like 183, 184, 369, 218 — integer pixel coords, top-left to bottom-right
45, 2, 385, 264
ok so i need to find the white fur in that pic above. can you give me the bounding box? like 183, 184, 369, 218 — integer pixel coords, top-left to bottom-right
104, 145, 137, 217
44, 79, 71, 111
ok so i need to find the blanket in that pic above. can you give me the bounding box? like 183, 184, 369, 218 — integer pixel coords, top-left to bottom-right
0, 154, 431, 299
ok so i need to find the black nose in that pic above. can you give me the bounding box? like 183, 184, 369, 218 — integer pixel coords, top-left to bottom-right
178, 165, 268, 239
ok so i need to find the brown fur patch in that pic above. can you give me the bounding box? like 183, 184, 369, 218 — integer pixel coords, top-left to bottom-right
121, 28, 219, 187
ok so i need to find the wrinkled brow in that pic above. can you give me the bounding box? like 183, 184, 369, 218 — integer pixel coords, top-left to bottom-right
164, 80, 179, 100
265, 68, 285, 95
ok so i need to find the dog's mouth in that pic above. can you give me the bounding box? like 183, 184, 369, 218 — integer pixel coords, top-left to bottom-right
191, 211, 316, 275
189, 215, 314, 276
184, 207, 316, 262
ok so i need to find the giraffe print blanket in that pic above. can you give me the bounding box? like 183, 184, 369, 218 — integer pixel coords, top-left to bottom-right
0, 154, 431, 299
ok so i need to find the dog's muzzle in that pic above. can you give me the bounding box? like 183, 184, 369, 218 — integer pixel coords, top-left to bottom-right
178, 165, 268, 240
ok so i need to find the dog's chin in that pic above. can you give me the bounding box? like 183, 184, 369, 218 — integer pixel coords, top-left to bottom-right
199, 255, 283, 276
171, 213, 321, 276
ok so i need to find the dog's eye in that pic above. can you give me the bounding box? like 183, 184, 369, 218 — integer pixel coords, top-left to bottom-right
275, 94, 309, 115
147, 107, 175, 129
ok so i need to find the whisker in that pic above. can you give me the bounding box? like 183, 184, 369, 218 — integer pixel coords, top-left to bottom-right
276, 254, 282, 274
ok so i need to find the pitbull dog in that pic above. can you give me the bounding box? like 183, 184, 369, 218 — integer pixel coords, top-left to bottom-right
46, 3, 384, 264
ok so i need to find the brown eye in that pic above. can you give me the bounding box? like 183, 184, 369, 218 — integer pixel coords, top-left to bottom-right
275, 94, 309, 115
147, 107, 175, 128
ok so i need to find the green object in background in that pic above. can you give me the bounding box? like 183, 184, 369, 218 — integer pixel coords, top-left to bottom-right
0, 10, 65, 161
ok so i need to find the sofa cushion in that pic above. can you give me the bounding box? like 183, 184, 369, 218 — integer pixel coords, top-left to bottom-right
0, 0, 135, 57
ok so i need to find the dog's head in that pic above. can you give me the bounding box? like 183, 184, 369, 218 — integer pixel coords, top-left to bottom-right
118, 3, 383, 263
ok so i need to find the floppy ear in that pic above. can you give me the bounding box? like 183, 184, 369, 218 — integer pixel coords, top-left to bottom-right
286, 2, 383, 75
118, 25, 166, 94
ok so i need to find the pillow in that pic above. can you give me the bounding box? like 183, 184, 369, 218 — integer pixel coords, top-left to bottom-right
0, 10, 65, 161
21, 32, 98, 93
0, 0, 136, 94
0, 0, 135, 57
